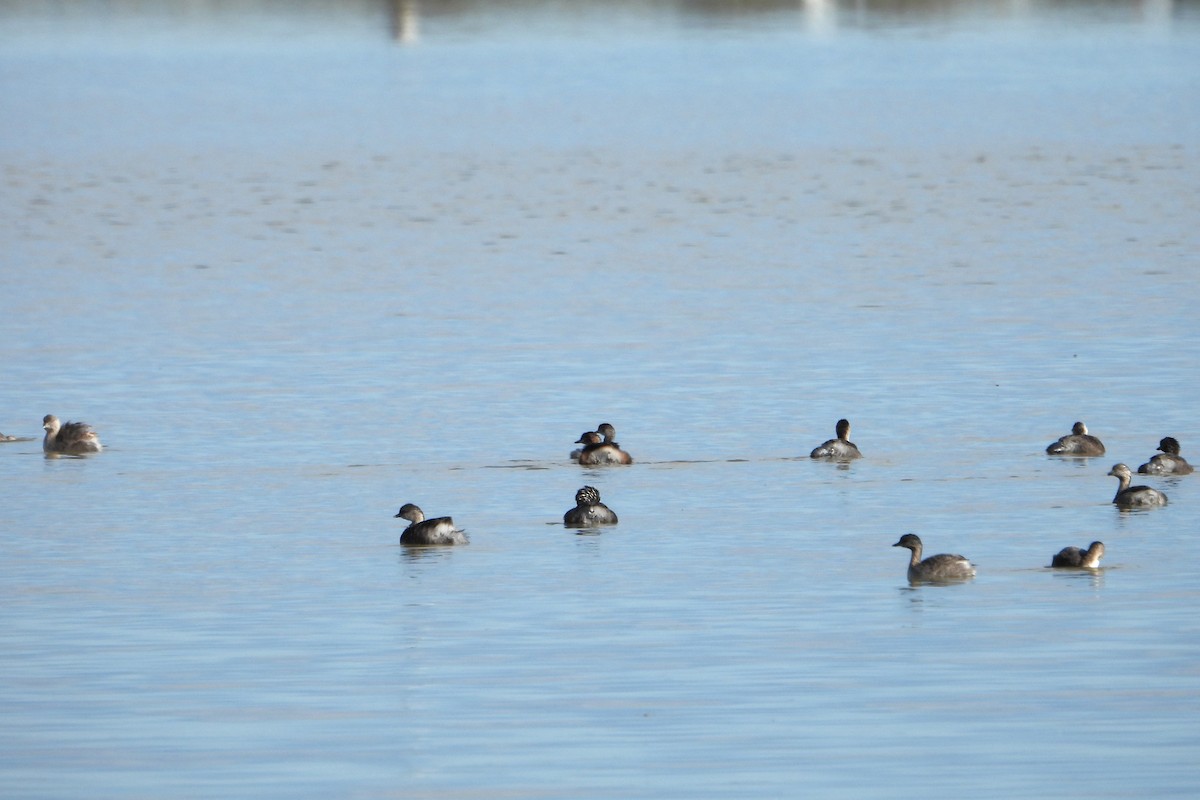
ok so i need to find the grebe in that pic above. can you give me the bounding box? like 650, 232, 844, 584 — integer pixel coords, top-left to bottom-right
394, 503, 467, 545
810, 418, 861, 460
563, 485, 619, 527
892, 533, 975, 583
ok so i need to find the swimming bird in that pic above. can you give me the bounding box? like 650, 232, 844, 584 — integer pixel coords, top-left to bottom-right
892, 533, 975, 583
563, 485, 619, 527
1137, 437, 1193, 476
1108, 463, 1168, 507
394, 503, 467, 545
42, 414, 102, 455
570, 422, 626, 461
1046, 421, 1105, 456
0, 431, 16, 442
1050, 541, 1106, 568
569, 432, 588, 461
810, 418, 862, 460
597, 423, 620, 445
576, 430, 633, 466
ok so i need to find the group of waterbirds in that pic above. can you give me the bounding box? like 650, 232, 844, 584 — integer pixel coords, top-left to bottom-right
393, 423, 631, 546
570, 422, 633, 466
7, 414, 1186, 584
894, 421, 1188, 584
390, 419, 1189, 589
1045, 422, 1183, 506
891, 533, 1107, 584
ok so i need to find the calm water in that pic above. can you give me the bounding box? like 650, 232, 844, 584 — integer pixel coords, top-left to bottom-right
3, 1, 1200, 797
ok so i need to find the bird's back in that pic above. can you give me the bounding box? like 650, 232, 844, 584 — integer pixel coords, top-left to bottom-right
564, 504, 618, 526
1051, 547, 1086, 568
45, 421, 102, 454
1115, 486, 1168, 507
1047, 434, 1104, 456
910, 553, 975, 582
401, 517, 467, 545
579, 444, 632, 466
810, 439, 861, 459
1138, 454, 1193, 475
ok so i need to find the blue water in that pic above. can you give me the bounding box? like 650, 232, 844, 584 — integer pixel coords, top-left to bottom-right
2, 1, 1199, 797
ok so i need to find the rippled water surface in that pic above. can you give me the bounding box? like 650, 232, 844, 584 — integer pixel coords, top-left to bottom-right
2, 1, 1199, 797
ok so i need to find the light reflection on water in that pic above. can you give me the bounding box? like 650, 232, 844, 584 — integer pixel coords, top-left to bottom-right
2, 0, 1200, 797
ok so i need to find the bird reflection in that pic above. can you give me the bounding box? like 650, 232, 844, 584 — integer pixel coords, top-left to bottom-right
802, 0, 837, 36
389, 0, 420, 44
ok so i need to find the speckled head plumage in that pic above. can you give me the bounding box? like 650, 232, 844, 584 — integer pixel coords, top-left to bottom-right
575, 486, 601, 506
